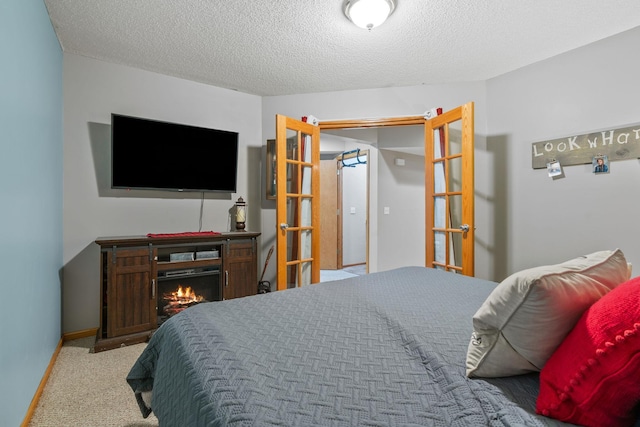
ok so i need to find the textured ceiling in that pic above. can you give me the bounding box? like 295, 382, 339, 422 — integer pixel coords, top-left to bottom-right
44, 0, 640, 96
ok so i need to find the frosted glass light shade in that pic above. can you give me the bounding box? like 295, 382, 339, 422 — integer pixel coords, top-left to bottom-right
344, 0, 396, 30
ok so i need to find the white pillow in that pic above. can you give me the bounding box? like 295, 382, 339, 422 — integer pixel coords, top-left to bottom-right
466, 249, 630, 378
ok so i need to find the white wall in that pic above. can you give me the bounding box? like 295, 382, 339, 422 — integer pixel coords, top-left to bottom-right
62, 54, 262, 333
487, 26, 640, 279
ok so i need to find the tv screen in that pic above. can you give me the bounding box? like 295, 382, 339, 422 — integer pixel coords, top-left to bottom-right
111, 114, 238, 192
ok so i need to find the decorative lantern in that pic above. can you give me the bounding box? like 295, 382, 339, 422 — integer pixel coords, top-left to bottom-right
235, 197, 246, 231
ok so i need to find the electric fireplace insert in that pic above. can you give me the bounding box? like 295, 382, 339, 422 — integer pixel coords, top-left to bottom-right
156, 266, 221, 326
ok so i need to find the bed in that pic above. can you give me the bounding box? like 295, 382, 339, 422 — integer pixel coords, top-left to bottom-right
128, 265, 594, 426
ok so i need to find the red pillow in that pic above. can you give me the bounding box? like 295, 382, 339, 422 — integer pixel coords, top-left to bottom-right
536, 276, 640, 427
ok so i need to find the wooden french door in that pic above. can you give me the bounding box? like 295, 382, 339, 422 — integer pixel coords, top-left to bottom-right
275, 115, 321, 290
425, 102, 475, 276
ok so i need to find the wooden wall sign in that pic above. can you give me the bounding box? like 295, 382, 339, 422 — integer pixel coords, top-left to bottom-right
531, 123, 640, 169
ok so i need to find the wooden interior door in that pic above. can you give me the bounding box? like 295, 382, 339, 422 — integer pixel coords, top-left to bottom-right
425, 102, 475, 275
275, 115, 321, 290
319, 159, 338, 270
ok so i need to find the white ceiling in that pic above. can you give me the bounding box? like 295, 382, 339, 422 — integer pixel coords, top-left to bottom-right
44, 0, 640, 97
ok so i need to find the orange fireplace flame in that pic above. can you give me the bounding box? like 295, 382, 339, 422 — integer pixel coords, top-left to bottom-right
167, 285, 204, 304
162, 285, 206, 318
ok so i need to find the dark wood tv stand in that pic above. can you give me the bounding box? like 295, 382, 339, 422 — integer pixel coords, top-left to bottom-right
94, 232, 260, 352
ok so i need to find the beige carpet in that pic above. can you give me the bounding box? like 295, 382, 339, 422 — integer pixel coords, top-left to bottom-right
29, 337, 158, 427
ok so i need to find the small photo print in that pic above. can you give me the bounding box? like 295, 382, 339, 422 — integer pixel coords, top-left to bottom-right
546, 161, 562, 177
593, 155, 609, 174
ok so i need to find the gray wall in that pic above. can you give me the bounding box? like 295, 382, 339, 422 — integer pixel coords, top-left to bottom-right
376, 125, 426, 271
62, 54, 262, 333
0, 1, 63, 425
376, 150, 425, 271
487, 25, 640, 279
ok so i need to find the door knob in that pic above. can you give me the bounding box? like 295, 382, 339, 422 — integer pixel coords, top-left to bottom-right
280, 223, 289, 230
460, 224, 470, 232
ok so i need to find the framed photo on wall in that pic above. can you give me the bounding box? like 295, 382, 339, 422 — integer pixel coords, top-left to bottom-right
592, 155, 609, 174
546, 160, 562, 177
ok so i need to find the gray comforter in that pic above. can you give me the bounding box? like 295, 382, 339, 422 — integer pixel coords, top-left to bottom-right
127, 266, 572, 426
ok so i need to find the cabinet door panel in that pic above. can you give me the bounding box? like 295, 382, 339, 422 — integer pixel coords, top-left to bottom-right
107, 248, 157, 337
223, 239, 257, 299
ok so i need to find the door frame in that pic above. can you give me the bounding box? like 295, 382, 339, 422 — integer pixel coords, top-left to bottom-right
318, 103, 474, 276
335, 149, 369, 271
273, 105, 474, 287
319, 118, 426, 275
318, 146, 370, 274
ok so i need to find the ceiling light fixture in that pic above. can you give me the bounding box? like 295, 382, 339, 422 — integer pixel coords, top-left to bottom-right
344, 0, 396, 30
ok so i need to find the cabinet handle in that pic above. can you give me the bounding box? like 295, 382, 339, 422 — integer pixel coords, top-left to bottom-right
152, 279, 156, 299
225, 270, 229, 287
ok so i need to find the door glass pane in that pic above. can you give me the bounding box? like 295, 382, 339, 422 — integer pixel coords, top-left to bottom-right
433, 160, 445, 193
286, 229, 299, 264
449, 195, 462, 230
450, 231, 463, 268
434, 231, 446, 265
299, 135, 313, 239
302, 132, 312, 163
300, 261, 312, 286
285, 133, 298, 161
301, 164, 312, 195
434, 196, 446, 228
433, 127, 445, 159
301, 229, 312, 260
286, 197, 298, 229
301, 197, 312, 227
447, 120, 462, 156
286, 263, 298, 289
447, 156, 462, 192
286, 162, 298, 194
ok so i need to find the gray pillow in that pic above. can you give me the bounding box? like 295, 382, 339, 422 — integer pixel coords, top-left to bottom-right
466, 249, 630, 378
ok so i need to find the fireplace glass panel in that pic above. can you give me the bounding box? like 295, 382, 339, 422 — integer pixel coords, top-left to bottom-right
157, 266, 221, 326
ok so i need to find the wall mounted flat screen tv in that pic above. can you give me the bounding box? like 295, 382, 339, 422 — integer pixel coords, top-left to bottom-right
111, 114, 238, 192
